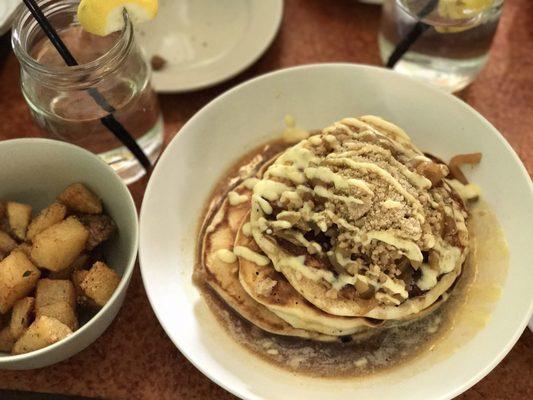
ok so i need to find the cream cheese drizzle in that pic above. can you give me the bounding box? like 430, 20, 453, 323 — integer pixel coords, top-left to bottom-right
278, 255, 353, 291
254, 180, 290, 201
417, 264, 438, 291
340, 117, 421, 160
206, 203, 226, 233
276, 145, 318, 169
270, 220, 293, 230
278, 253, 408, 297
266, 164, 306, 184
282, 115, 310, 143
338, 117, 368, 131
359, 115, 412, 143
234, 246, 270, 266
253, 194, 273, 215
228, 191, 248, 206
365, 231, 423, 262
242, 222, 252, 237
446, 179, 482, 201
327, 158, 420, 207
279, 191, 303, 208
324, 210, 358, 231
323, 121, 355, 136
327, 157, 426, 224
313, 185, 364, 205
382, 199, 403, 209
304, 166, 374, 194
308, 136, 322, 146
243, 177, 259, 190
333, 146, 431, 189
215, 249, 237, 264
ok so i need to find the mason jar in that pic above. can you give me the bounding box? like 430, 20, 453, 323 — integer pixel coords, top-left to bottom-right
12, 0, 163, 184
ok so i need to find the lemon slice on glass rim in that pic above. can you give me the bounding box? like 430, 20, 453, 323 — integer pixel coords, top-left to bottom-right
77, 0, 158, 36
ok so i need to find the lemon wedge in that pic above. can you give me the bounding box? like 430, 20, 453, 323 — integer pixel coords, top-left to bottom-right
77, 0, 158, 36
435, 0, 493, 33
438, 0, 493, 20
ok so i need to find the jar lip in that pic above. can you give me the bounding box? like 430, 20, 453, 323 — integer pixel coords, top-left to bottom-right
11, 0, 133, 79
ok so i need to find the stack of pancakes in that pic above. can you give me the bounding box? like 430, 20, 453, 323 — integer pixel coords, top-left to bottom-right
200, 116, 469, 342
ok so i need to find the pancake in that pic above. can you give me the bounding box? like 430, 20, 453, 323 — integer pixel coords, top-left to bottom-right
201, 182, 338, 342
236, 212, 384, 336
250, 116, 469, 319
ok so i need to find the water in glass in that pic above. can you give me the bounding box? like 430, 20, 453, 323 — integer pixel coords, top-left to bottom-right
379, 0, 504, 92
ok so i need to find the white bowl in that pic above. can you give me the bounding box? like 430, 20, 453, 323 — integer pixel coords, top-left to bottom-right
0, 139, 138, 370
140, 64, 533, 400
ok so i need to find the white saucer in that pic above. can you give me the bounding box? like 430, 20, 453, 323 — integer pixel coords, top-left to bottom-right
0, 0, 20, 36
137, 0, 283, 93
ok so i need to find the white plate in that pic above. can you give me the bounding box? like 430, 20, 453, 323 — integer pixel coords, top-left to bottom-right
137, 0, 283, 93
139, 64, 533, 400
0, 0, 20, 36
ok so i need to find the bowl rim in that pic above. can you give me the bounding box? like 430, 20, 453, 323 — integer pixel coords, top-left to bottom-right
139, 63, 533, 400
0, 138, 139, 365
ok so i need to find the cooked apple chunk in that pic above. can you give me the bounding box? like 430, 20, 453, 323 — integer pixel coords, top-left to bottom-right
0, 251, 40, 314
10, 297, 35, 339
80, 262, 120, 307
27, 202, 67, 242
57, 183, 102, 214
31, 218, 89, 272
12, 316, 72, 355
6, 202, 32, 240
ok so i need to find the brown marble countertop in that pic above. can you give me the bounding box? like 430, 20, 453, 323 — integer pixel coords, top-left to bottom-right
0, 0, 531, 399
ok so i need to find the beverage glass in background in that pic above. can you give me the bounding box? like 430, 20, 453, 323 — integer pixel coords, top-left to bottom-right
379, 0, 504, 92
12, 0, 163, 184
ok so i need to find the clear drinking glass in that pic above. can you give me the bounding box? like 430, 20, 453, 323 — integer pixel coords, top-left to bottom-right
379, 0, 504, 92
12, 0, 163, 184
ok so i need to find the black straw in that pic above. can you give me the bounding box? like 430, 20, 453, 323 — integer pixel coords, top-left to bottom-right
22, 0, 152, 172
386, 0, 439, 68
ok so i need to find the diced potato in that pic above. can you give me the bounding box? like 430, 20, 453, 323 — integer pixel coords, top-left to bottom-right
0, 231, 17, 254
35, 279, 76, 309
6, 202, 32, 240
12, 316, 72, 355
78, 214, 117, 251
72, 269, 96, 308
27, 202, 67, 242
10, 297, 34, 339
48, 253, 89, 280
35, 280, 78, 331
36, 302, 78, 331
57, 183, 102, 214
80, 262, 120, 307
31, 217, 89, 272
16, 243, 32, 258
0, 251, 41, 314
72, 269, 88, 295
0, 327, 15, 352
